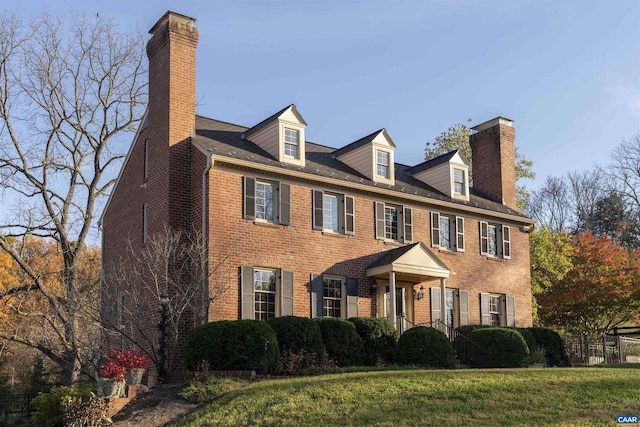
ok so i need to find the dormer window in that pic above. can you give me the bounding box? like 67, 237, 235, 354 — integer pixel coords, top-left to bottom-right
453, 168, 466, 195
284, 128, 299, 159
376, 150, 390, 178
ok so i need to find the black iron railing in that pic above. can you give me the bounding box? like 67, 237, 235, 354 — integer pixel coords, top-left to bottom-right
432, 320, 492, 368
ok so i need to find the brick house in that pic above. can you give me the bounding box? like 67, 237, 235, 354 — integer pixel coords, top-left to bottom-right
101, 11, 534, 365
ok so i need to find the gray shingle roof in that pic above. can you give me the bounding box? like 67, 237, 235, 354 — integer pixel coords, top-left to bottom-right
193, 115, 527, 218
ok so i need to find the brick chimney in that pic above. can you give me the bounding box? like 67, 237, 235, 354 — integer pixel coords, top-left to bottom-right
146, 11, 199, 230
469, 117, 517, 209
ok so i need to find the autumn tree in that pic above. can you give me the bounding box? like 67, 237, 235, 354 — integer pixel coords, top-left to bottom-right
424, 121, 535, 211
0, 13, 146, 385
537, 232, 640, 334
529, 227, 573, 322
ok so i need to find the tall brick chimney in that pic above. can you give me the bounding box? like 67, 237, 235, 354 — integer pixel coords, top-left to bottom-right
469, 117, 517, 209
146, 11, 199, 230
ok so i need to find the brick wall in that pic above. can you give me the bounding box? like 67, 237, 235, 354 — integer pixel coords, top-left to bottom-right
205, 164, 533, 327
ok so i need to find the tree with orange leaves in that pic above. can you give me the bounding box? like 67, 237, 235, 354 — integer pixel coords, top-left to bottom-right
537, 232, 640, 334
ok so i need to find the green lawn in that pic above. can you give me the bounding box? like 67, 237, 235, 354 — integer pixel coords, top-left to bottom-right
172, 367, 640, 426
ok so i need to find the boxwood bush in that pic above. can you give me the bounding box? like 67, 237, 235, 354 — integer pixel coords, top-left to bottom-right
395, 326, 454, 369
349, 317, 399, 365
31, 383, 96, 427
314, 318, 363, 366
527, 327, 570, 367
268, 316, 325, 372
183, 320, 279, 373
469, 327, 529, 368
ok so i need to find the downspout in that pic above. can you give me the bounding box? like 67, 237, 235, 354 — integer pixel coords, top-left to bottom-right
200, 151, 213, 324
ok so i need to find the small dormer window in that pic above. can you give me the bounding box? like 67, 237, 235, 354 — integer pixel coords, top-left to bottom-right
284, 128, 299, 159
376, 150, 390, 178
453, 168, 466, 195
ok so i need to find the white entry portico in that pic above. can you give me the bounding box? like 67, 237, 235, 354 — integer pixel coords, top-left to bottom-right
366, 242, 451, 330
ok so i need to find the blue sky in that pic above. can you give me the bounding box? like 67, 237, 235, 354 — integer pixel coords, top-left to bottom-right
7, 0, 640, 191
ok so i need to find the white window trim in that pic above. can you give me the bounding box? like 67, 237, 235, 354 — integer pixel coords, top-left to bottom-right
322, 275, 345, 318
450, 165, 470, 201
254, 268, 278, 320
284, 128, 299, 159
278, 122, 305, 166
376, 149, 390, 179
255, 180, 277, 223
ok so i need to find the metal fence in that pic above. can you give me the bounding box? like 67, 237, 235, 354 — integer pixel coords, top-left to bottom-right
564, 334, 640, 365
0, 392, 34, 418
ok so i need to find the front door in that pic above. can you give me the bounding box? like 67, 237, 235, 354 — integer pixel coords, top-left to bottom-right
382, 285, 412, 332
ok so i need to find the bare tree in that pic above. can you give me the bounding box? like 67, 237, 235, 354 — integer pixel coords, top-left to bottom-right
102, 226, 232, 380
609, 134, 640, 212
0, 12, 146, 385
527, 176, 572, 232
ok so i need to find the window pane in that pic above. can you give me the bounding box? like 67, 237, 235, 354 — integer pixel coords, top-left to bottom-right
254, 270, 276, 320
384, 206, 398, 240
323, 277, 343, 318
488, 225, 498, 255
489, 295, 500, 326
284, 129, 299, 158
323, 194, 339, 232
445, 289, 454, 327
377, 151, 389, 178
439, 216, 451, 249
454, 169, 465, 194
255, 182, 274, 221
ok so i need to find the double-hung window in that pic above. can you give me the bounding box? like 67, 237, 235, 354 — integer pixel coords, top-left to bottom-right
453, 168, 466, 195
375, 202, 413, 243
312, 190, 355, 234
244, 177, 291, 225
430, 287, 469, 327
241, 267, 294, 320
323, 276, 343, 318
431, 212, 464, 251
310, 274, 359, 319
254, 269, 276, 321
376, 150, 390, 178
480, 293, 515, 327
479, 221, 511, 258
284, 128, 299, 159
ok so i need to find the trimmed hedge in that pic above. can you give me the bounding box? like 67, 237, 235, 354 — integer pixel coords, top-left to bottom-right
527, 327, 570, 367
183, 320, 279, 373
349, 317, 399, 365
268, 316, 325, 371
455, 324, 490, 337
314, 318, 363, 366
395, 326, 455, 369
469, 327, 529, 368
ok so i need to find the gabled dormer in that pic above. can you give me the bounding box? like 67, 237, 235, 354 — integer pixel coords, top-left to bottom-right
242, 104, 307, 167
333, 129, 396, 185
408, 150, 470, 202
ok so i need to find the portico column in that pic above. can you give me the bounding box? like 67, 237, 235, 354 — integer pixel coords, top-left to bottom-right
440, 278, 446, 324
389, 271, 396, 329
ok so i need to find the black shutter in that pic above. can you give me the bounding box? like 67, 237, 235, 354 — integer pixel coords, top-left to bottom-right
313, 190, 324, 230
346, 278, 359, 318
243, 177, 256, 220
345, 196, 355, 235
375, 202, 385, 240
281, 271, 294, 316
431, 212, 440, 247
241, 266, 254, 319
430, 287, 441, 324
404, 207, 413, 243
480, 293, 490, 325
279, 183, 291, 225
310, 274, 324, 318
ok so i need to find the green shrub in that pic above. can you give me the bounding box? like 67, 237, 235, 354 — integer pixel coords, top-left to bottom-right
179, 376, 248, 403
183, 320, 280, 373
469, 328, 529, 368
455, 324, 490, 337
349, 317, 399, 365
395, 326, 454, 369
515, 328, 539, 352
31, 383, 96, 427
314, 318, 363, 366
268, 316, 324, 372
527, 327, 570, 367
